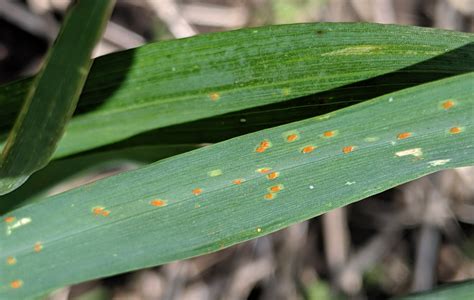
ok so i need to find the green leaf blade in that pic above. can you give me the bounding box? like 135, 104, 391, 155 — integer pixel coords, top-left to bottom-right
1, 24, 472, 158
397, 280, 474, 300
0, 0, 116, 195
1, 72, 473, 299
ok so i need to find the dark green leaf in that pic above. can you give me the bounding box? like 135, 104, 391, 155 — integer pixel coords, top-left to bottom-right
1, 72, 472, 299
0, 0, 115, 195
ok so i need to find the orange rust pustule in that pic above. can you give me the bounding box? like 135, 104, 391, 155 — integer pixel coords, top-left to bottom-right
93, 207, 110, 217
270, 185, 283, 192
397, 132, 412, 139
286, 134, 298, 142
256, 146, 266, 153
151, 200, 167, 207
442, 100, 454, 110
93, 207, 104, 215
4, 216, 15, 223
209, 92, 220, 101
342, 146, 355, 154
256, 140, 271, 153
323, 131, 335, 137
6, 256, 16, 265
10, 280, 23, 289
34, 242, 43, 253
257, 168, 272, 174
192, 188, 203, 196
264, 193, 275, 200
260, 140, 271, 148
232, 179, 244, 185
267, 172, 280, 180
449, 127, 462, 134
301, 145, 315, 154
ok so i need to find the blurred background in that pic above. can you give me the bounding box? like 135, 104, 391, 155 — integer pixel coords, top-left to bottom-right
1, 0, 474, 299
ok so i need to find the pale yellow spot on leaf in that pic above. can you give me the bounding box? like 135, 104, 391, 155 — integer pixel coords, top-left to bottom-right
209, 92, 220, 101
6, 256, 16, 265
208, 169, 223, 177
321, 45, 384, 56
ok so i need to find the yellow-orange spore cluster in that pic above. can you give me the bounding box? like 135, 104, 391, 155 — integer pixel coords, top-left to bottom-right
10, 280, 23, 289
301, 145, 316, 154
342, 146, 355, 154
192, 188, 203, 196
397, 132, 412, 140
92, 207, 110, 217
442, 100, 454, 110
256, 140, 271, 153
450, 127, 462, 134
34, 242, 43, 253
150, 199, 167, 207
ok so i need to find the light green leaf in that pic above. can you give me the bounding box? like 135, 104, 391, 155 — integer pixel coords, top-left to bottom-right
1, 72, 472, 299
1, 24, 472, 158
397, 280, 474, 300
0, 145, 197, 212
0, 0, 115, 195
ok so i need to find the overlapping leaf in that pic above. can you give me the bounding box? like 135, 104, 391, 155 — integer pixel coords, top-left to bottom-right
0, 24, 472, 159
1, 72, 472, 299
0, 0, 115, 195
398, 280, 474, 300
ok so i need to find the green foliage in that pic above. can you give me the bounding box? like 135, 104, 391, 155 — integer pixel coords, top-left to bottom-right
0, 24, 472, 159
0, 3, 472, 297
0, 0, 115, 195
397, 280, 474, 300
1, 72, 472, 299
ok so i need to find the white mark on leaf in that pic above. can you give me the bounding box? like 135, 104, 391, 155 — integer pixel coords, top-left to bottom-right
6, 218, 31, 235
321, 45, 382, 56
428, 159, 451, 167
395, 148, 423, 158
364, 137, 379, 142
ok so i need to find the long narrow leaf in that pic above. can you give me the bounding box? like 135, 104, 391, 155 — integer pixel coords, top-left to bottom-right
1, 72, 473, 299
0, 24, 472, 159
0, 0, 115, 195
397, 280, 474, 300
0, 145, 198, 212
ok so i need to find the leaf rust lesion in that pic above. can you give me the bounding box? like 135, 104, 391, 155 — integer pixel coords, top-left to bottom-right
150, 200, 167, 207
255, 140, 272, 153
342, 146, 355, 154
